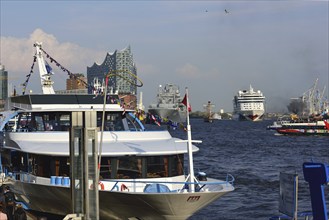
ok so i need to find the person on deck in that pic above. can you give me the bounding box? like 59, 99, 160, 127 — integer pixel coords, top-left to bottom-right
4, 186, 15, 220
0, 202, 8, 220
13, 204, 27, 220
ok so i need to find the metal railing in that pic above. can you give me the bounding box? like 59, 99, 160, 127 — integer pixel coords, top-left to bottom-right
4, 171, 235, 193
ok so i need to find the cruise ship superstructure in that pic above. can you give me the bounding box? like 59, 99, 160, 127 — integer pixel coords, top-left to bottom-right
233, 85, 265, 121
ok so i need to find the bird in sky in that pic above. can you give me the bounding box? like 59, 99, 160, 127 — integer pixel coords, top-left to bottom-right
205, 9, 208, 12
225, 9, 229, 14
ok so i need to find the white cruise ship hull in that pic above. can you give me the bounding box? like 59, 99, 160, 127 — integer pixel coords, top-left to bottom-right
233, 110, 265, 121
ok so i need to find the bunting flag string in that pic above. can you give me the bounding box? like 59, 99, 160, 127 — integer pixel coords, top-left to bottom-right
37, 46, 92, 90
21, 44, 95, 95
141, 111, 187, 131
22, 55, 37, 95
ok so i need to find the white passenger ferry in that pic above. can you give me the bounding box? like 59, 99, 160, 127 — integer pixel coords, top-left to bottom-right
0, 42, 234, 219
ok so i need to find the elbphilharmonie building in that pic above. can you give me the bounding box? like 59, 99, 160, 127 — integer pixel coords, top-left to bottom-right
87, 46, 137, 95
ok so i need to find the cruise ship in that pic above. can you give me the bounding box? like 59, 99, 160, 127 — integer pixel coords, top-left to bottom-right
148, 84, 187, 123
233, 85, 265, 121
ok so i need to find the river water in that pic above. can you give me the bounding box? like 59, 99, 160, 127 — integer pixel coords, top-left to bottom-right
168, 118, 329, 220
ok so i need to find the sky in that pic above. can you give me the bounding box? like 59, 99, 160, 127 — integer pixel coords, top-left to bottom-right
0, 0, 328, 112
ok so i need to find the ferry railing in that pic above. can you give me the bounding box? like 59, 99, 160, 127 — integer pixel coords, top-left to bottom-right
107, 173, 235, 193
5, 172, 37, 184
4, 171, 234, 193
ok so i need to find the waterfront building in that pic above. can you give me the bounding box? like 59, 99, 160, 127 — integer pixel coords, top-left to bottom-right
87, 46, 137, 96
66, 73, 87, 90
0, 64, 8, 111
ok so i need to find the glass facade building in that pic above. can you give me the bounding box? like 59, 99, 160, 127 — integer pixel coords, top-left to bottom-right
87, 46, 137, 95
0, 65, 8, 110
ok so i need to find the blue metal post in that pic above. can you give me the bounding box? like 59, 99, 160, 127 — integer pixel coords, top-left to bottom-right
303, 162, 328, 220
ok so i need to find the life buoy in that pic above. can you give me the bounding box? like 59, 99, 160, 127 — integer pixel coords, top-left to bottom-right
90, 182, 105, 190
120, 184, 129, 192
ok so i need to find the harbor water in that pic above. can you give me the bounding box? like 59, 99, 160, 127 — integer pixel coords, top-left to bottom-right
167, 118, 329, 220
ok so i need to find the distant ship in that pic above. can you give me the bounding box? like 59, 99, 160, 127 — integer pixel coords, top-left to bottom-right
233, 85, 265, 121
203, 101, 221, 123
148, 84, 186, 122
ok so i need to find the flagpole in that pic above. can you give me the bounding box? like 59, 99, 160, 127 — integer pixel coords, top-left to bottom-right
98, 76, 108, 183
185, 87, 195, 192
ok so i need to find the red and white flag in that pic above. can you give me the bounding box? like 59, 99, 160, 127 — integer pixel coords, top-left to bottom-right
182, 94, 192, 112
324, 120, 329, 130
151, 114, 161, 126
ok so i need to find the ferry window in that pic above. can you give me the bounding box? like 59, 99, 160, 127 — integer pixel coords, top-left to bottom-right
116, 157, 142, 179
146, 155, 184, 178
28, 155, 70, 178
126, 113, 143, 131
146, 156, 169, 178
169, 154, 184, 176
41, 113, 52, 131
34, 115, 45, 131
99, 155, 184, 179
99, 158, 114, 179
59, 114, 70, 131
97, 112, 124, 131
98, 157, 141, 179
16, 113, 27, 131
10, 151, 28, 172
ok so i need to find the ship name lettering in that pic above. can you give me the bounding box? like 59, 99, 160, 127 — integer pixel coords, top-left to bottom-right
187, 196, 200, 202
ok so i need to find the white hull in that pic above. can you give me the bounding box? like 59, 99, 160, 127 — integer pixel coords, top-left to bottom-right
1, 113, 234, 220
6, 175, 233, 220
233, 110, 265, 121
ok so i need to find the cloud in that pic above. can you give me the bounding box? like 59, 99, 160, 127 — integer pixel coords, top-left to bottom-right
175, 63, 201, 79
135, 62, 158, 77
0, 28, 105, 90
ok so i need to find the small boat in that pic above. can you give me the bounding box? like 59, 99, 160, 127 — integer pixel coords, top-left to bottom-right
203, 101, 221, 123
266, 116, 291, 130
274, 120, 329, 136
0, 42, 234, 219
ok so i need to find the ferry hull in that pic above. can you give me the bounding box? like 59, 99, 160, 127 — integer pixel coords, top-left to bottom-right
9, 180, 232, 220
276, 128, 329, 136
272, 120, 329, 136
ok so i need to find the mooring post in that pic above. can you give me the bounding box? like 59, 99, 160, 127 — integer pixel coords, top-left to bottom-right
70, 111, 99, 220
303, 162, 329, 220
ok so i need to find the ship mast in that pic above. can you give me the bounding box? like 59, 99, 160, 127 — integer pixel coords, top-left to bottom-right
176, 88, 202, 192
34, 42, 55, 94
